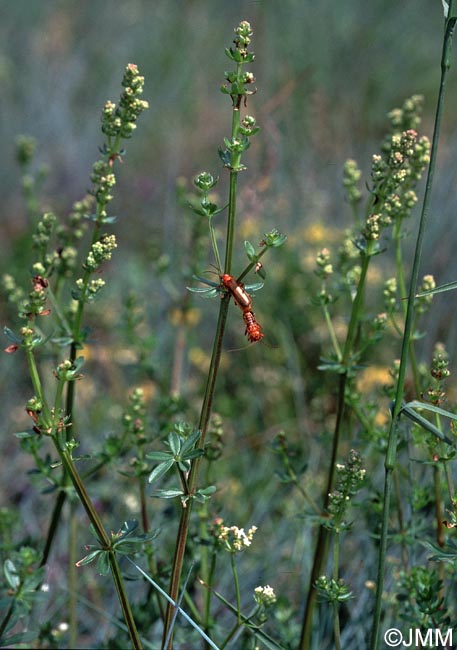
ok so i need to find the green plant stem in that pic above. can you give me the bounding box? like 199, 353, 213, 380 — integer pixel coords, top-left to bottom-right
209, 218, 222, 273
40, 490, 66, 566
393, 220, 421, 394
0, 600, 15, 641
370, 14, 456, 650
299, 243, 374, 649
161, 298, 230, 649
203, 550, 218, 642
231, 553, 242, 626
323, 303, 342, 361
393, 468, 409, 570
56, 443, 142, 649
224, 171, 239, 276
434, 464, 445, 547
332, 531, 341, 650
433, 414, 445, 550
40, 212, 105, 562
68, 500, 78, 650
24, 346, 51, 425
162, 95, 243, 649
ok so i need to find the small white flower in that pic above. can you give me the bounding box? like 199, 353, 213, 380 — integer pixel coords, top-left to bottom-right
254, 584, 277, 606
442, 0, 449, 18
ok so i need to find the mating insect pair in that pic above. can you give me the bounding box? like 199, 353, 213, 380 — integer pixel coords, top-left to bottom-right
220, 273, 264, 343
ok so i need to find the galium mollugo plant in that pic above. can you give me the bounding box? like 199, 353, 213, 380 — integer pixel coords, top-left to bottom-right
315, 450, 365, 649
156, 21, 286, 648
301, 94, 432, 649
2, 63, 148, 650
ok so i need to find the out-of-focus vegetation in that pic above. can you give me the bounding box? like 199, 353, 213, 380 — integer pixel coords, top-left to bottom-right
2, 2, 457, 649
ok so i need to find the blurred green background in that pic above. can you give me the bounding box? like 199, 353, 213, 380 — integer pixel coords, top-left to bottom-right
1, 2, 457, 646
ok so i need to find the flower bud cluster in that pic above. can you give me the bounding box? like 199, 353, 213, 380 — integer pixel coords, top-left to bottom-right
191, 172, 222, 220
21, 275, 50, 320
261, 228, 287, 248
55, 246, 78, 278
343, 159, 362, 205
383, 277, 397, 311
3, 273, 25, 307
315, 248, 333, 279
387, 94, 424, 132
83, 234, 117, 272
123, 387, 147, 445
32, 212, 56, 255
194, 172, 218, 192
240, 115, 260, 137
57, 196, 94, 246
425, 342, 450, 405
234, 20, 253, 48
102, 63, 149, 139
253, 584, 277, 607
363, 213, 381, 240
430, 343, 450, 381
15, 134, 38, 167
210, 517, 257, 553
315, 575, 353, 603
415, 274, 435, 315
55, 358, 84, 382
326, 449, 365, 530
364, 120, 430, 243
222, 21, 256, 104
75, 277, 106, 300
91, 160, 116, 205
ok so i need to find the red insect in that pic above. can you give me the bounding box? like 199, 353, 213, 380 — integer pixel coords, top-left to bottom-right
220, 273, 252, 312
220, 273, 264, 343
243, 310, 264, 343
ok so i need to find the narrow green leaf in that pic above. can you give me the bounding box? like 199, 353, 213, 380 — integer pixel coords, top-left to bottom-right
416, 279, 457, 298
198, 485, 217, 496
151, 488, 184, 499
400, 403, 454, 444
4, 559, 20, 590
183, 449, 205, 461
118, 520, 138, 538
207, 585, 285, 649
148, 459, 175, 484
244, 240, 256, 259
180, 429, 202, 454
96, 551, 111, 576
191, 276, 220, 287
3, 327, 22, 344
75, 549, 102, 567
244, 282, 264, 293
127, 559, 221, 649
187, 286, 219, 298
14, 430, 36, 439
405, 400, 457, 422
145, 450, 173, 462
421, 539, 457, 562
177, 460, 191, 472
168, 431, 181, 456
51, 336, 74, 347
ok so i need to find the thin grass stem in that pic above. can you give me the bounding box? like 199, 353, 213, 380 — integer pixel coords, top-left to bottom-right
370, 13, 457, 649
300, 244, 374, 649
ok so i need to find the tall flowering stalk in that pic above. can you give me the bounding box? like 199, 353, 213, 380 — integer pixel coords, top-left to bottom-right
4, 64, 148, 649
300, 97, 431, 649
370, 6, 457, 648
161, 20, 255, 645
160, 21, 276, 648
